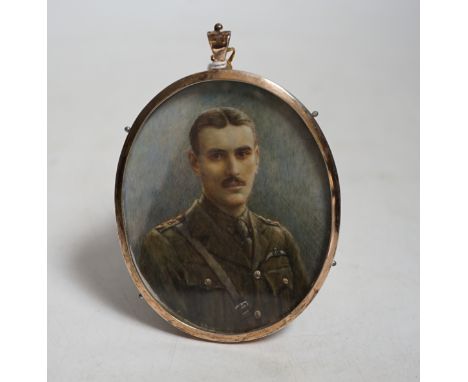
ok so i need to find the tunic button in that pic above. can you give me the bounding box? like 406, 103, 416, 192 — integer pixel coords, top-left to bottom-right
204, 278, 212, 287
282, 277, 289, 285
253, 270, 261, 279
254, 310, 262, 319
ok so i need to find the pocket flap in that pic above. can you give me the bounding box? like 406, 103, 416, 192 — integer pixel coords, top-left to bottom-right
183, 262, 225, 289
261, 252, 294, 295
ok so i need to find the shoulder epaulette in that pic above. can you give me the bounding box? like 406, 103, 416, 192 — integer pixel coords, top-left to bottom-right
155, 214, 185, 233
255, 214, 280, 227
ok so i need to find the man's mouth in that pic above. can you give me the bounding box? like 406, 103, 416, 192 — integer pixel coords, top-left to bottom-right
222, 177, 246, 189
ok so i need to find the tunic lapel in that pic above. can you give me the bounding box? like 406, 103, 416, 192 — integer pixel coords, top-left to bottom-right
250, 212, 269, 270
185, 201, 251, 269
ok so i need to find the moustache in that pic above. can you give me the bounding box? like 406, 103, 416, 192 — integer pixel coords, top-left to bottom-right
222, 176, 246, 188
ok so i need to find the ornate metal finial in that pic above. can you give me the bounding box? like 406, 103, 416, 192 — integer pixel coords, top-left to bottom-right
207, 23, 235, 70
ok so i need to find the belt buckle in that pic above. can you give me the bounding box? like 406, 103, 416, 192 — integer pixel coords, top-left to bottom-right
235, 300, 250, 317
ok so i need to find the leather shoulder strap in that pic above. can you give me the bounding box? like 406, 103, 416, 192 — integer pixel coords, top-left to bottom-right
175, 222, 251, 319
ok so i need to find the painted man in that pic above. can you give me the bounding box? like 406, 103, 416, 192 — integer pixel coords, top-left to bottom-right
138, 107, 309, 333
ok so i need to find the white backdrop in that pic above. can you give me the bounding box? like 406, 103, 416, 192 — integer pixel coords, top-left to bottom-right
48, 0, 419, 381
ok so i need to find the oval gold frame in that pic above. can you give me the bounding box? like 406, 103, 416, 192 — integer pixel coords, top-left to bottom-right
115, 69, 340, 342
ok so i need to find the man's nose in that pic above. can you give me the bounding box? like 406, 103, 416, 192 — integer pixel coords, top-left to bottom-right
225, 154, 240, 176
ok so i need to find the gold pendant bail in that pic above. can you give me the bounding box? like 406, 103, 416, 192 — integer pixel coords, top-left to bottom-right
207, 23, 235, 70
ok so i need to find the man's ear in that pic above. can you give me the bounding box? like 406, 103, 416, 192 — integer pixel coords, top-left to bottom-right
188, 150, 200, 175
255, 145, 260, 171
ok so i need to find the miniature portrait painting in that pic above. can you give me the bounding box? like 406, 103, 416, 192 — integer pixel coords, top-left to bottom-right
121, 81, 332, 334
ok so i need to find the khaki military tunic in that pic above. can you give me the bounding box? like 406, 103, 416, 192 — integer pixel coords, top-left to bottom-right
138, 196, 309, 334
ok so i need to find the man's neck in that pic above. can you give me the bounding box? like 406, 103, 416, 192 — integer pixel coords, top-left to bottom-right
201, 194, 247, 218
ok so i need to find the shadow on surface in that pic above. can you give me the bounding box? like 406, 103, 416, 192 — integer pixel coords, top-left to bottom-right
69, 217, 186, 338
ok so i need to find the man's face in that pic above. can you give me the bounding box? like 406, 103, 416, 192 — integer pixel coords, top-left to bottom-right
189, 124, 259, 216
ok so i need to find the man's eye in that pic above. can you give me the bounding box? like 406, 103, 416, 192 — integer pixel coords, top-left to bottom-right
236, 150, 251, 159
209, 152, 223, 160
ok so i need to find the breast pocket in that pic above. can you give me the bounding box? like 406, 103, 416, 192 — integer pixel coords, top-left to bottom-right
261, 250, 294, 296
183, 262, 225, 291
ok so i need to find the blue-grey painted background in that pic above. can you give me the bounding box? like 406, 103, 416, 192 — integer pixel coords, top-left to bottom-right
122, 80, 331, 283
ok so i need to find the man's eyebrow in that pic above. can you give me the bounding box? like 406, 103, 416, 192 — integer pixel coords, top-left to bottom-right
235, 145, 253, 152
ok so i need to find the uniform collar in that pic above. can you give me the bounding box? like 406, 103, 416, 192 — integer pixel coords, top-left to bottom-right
199, 194, 250, 234
184, 197, 253, 269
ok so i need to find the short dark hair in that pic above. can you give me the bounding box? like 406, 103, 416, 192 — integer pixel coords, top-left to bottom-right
189, 107, 257, 155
